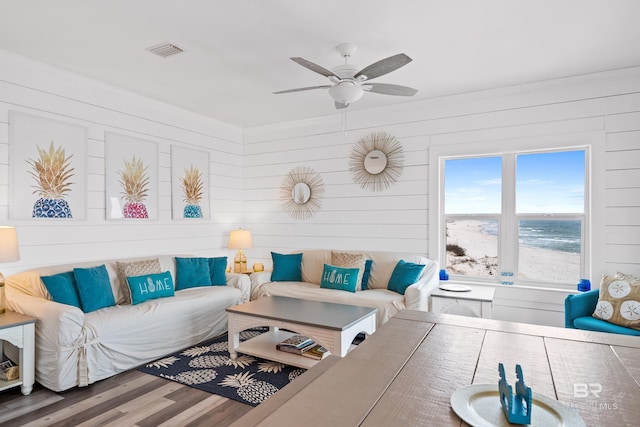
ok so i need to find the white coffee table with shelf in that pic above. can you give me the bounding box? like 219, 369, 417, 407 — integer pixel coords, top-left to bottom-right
226, 296, 377, 369
430, 284, 495, 319
0, 311, 36, 395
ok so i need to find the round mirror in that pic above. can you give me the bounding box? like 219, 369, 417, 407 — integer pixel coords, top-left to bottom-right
292, 182, 311, 205
364, 150, 388, 175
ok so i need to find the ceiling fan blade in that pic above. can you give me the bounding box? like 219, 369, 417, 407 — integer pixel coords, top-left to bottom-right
354, 53, 412, 81
365, 83, 418, 96
273, 85, 332, 94
335, 101, 349, 109
290, 57, 339, 78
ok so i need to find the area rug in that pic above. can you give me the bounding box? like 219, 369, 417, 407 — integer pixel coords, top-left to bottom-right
137, 328, 306, 406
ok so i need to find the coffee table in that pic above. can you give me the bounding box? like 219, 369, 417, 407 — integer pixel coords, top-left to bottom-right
226, 296, 377, 369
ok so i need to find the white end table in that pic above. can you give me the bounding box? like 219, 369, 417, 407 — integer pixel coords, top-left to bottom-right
430, 284, 495, 319
0, 311, 36, 395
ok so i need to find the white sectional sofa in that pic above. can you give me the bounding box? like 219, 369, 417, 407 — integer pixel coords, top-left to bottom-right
250, 249, 439, 327
5, 254, 250, 392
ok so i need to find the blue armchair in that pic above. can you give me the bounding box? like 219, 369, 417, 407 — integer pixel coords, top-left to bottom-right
564, 289, 640, 336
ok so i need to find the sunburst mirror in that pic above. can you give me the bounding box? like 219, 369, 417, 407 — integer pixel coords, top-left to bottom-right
280, 166, 325, 220
349, 131, 404, 191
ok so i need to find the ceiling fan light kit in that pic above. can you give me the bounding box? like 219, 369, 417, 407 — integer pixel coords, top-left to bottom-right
274, 43, 417, 109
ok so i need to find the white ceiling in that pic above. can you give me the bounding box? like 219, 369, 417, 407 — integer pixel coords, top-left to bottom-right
1, 1, 640, 128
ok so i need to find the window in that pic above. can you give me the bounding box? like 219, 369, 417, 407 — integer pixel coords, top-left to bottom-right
443, 149, 587, 286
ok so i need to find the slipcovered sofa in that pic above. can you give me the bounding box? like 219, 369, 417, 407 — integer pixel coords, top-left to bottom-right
5, 254, 250, 391
250, 249, 439, 327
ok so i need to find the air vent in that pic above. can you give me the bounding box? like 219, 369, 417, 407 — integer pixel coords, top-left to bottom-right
146, 42, 184, 58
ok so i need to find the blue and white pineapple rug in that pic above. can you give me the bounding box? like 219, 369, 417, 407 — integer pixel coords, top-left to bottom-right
137, 328, 306, 406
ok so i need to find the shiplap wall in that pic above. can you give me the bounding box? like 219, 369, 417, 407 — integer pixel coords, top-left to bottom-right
0, 51, 244, 275
244, 67, 640, 326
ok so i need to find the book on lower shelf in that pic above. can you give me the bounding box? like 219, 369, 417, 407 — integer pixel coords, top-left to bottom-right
300, 344, 329, 360
276, 340, 317, 355
277, 334, 314, 349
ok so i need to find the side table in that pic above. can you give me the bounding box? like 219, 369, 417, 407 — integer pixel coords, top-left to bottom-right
0, 311, 36, 395
430, 284, 495, 319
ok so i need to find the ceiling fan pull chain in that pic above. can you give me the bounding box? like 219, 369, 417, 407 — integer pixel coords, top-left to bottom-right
341, 108, 348, 135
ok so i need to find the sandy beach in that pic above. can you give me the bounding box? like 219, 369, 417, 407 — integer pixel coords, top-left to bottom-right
446, 220, 580, 283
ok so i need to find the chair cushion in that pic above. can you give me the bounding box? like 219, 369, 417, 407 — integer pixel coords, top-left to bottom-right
592, 273, 640, 330
574, 316, 640, 336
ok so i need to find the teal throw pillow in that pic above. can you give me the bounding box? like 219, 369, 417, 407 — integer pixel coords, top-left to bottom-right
320, 263, 359, 293
208, 256, 228, 286
271, 252, 303, 281
361, 259, 373, 290
175, 257, 212, 290
126, 271, 175, 305
41, 271, 81, 308
387, 260, 426, 295
73, 264, 116, 313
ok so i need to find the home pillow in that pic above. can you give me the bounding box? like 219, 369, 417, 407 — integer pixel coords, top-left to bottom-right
208, 256, 228, 286
592, 273, 640, 330
40, 271, 81, 308
116, 258, 162, 304
175, 257, 212, 290
331, 251, 367, 291
320, 263, 359, 293
126, 271, 175, 305
271, 252, 303, 281
387, 260, 426, 295
73, 264, 116, 313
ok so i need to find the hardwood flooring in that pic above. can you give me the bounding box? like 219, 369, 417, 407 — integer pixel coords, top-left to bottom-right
0, 370, 253, 426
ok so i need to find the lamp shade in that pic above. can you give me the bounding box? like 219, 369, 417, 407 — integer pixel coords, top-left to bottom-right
0, 226, 20, 263
228, 229, 252, 249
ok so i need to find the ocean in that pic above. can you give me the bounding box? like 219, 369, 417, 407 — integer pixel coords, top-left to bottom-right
481, 219, 581, 254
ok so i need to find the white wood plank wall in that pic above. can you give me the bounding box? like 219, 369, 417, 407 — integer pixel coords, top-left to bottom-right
0, 51, 244, 274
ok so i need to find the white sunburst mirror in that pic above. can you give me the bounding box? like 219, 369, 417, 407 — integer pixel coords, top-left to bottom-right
280, 166, 325, 220
349, 131, 404, 192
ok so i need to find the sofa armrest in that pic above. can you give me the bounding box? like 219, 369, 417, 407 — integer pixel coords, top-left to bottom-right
225, 273, 251, 303
404, 259, 440, 311
249, 271, 273, 300
564, 289, 600, 328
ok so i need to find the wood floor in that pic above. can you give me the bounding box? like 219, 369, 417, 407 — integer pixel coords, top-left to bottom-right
0, 369, 253, 426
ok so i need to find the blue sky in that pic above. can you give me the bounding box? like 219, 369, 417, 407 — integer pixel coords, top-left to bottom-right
445, 151, 585, 214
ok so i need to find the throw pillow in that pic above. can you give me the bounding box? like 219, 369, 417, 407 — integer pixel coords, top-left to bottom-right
361, 259, 373, 291
320, 263, 359, 293
387, 260, 426, 295
73, 264, 116, 313
40, 271, 81, 308
116, 258, 162, 304
271, 252, 303, 281
592, 273, 640, 330
208, 256, 228, 286
175, 257, 212, 290
126, 271, 175, 305
331, 251, 367, 291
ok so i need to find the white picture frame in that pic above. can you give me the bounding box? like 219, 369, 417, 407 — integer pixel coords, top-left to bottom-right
9, 111, 87, 220
171, 145, 210, 220
105, 132, 159, 220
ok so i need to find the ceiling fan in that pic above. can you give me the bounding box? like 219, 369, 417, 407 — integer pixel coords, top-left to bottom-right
274, 43, 418, 109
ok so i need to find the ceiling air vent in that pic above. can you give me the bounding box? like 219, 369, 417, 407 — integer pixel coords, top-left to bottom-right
146, 42, 184, 58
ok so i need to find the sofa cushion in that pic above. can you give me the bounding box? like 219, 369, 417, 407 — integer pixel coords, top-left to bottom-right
175, 257, 212, 290
361, 259, 373, 290
41, 271, 81, 308
388, 260, 426, 295
574, 316, 640, 336
116, 258, 162, 304
592, 273, 640, 330
126, 271, 175, 305
271, 252, 303, 281
208, 256, 228, 286
73, 264, 116, 313
320, 264, 359, 293
331, 251, 367, 291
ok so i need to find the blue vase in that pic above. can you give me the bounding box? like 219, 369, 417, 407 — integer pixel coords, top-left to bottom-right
578, 279, 591, 292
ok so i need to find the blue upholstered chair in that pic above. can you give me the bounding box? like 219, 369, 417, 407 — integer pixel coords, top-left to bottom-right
564, 289, 640, 336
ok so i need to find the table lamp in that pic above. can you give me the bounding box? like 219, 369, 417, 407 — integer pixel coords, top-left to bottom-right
228, 229, 252, 273
0, 226, 20, 314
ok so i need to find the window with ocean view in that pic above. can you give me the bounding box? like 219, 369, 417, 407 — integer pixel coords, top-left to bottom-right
443, 149, 587, 286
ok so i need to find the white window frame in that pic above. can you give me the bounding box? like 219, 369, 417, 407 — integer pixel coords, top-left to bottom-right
429, 132, 604, 291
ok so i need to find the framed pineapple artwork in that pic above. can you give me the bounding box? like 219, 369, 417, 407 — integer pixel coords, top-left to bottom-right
170, 146, 210, 220
9, 111, 87, 220
105, 132, 159, 220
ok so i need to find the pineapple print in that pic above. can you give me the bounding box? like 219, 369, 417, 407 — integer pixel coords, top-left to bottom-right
180, 165, 204, 218
219, 372, 279, 404
27, 141, 74, 218
118, 156, 150, 218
